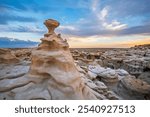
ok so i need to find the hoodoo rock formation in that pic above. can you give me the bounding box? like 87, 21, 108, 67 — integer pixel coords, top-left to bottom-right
0, 19, 97, 100
27, 19, 97, 99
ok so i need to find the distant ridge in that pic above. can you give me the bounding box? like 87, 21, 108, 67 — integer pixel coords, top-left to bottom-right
134, 44, 150, 48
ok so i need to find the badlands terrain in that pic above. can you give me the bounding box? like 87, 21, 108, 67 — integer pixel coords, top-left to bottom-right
0, 19, 150, 100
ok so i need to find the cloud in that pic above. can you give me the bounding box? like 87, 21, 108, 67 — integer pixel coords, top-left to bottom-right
0, 37, 39, 48
57, 0, 149, 38
57, 2, 127, 37
99, 7, 108, 20
119, 24, 150, 35
105, 0, 150, 17
0, 14, 36, 24
0, 0, 38, 11
58, 22, 150, 37
98, 7, 127, 30
10, 26, 45, 33
0, 25, 45, 34
91, 0, 99, 12
0, 0, 37, 24
59, 26, 77, 31
103, 20, 127, 30
0, 0, 90, 14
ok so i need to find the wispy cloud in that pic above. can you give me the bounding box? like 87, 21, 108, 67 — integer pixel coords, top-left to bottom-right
98, 7, 127, 30
10, 26, 44, 33
91, 0, 99, 12
0, 25, 45, 33
0, 14, 36, 24
0, 2, 37, 24
59, 25, 77, 31
119, 25, 150, 35
0, 37, 39, 48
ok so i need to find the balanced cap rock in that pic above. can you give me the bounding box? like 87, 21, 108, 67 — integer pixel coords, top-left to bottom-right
44, 19, 60, 35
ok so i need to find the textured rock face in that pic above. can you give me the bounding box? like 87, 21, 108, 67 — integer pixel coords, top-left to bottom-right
138, 72, 150, 85
0, 19, 96, 100
88, 64, 119, 83
0, 49, 19, 64
13, 48, 32, 61
116, 76, 150, 99
27, 19, 97, 99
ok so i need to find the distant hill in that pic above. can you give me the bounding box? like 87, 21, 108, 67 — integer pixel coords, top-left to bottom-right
0, 37, 39, 48
133, 44, 150, 49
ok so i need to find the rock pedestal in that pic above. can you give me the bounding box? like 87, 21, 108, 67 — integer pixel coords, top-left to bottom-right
27, 19, 97, 99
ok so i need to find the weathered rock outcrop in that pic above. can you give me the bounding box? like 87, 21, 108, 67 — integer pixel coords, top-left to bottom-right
13, 48, 33, 61
0, 49, 19, 64
88, 64, 119, 83
27, 19, 97, 99
138, 71, 150, 85
0, 19, 97, 100
116, 76, 150, 99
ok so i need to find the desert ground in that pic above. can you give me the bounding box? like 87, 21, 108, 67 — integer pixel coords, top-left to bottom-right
0, 45, 150, 100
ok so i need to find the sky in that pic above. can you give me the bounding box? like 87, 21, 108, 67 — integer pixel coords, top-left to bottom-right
0, 0, 150, 48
